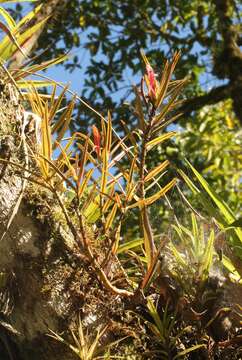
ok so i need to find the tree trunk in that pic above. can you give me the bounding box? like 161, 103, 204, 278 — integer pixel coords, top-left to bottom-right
0, 72, 77, 359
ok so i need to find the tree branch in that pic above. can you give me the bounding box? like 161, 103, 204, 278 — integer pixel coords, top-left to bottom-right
180, 83, 232, 116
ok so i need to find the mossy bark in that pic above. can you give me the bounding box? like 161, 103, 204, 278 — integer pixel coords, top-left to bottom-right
0, 74, 78, 359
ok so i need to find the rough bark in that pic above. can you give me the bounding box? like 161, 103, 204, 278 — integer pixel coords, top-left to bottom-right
212, 0, 242, 123
0, 72, 78, 360
179, 0, 242, 123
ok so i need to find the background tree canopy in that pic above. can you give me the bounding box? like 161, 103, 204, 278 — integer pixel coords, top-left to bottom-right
8, 0, 242, 219
10, 0, 242, 121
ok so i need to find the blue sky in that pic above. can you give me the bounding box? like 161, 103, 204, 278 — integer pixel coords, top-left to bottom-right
0, 1, 228, 110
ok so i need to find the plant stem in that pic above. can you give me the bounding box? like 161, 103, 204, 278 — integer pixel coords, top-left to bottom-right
139, 106, 156, 262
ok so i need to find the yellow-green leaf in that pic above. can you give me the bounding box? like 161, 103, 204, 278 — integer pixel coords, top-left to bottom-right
201, 230, 214, 281
155, 51, 181, 109
144, 160, 169, 182
128, 178, 177, 209
17, 80, 56, 89
105, 203, 118, 232
0, 16, 49, 61
153, 80, 186, 125
78, 169, 94, 198
0, 6, 16, 29
53, 97, 75, 149
146, 132, 176, 151
173, 345, 205, 359
117, 238, 143, 254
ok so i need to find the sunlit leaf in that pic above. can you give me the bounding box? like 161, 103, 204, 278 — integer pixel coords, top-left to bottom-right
155, 51, 181, 109
144, 160, 169, 182
200, 229, 214, 281
53, 97, 75, 149
77, 137, 89, 187
173, 344, 205, 359
146, 132, 176, 151
117, 238, 143, 254
105, 203, 118, 232
0, 21, 27, 60
186, 160, 242, 245
145, 178, 176, 205
146, 298, 165, 339
14, 53, 68, 80
102, 184, 115, 213
0, 6, 16, 29
228, 218, 242, 228
222, 255, 242, 283
0, 16, 49, 61
17, 79, 56, 88
78, 169, 94, 198
169, 242, 186, 267
153, 80, 186, 126
49, 84, 69, 124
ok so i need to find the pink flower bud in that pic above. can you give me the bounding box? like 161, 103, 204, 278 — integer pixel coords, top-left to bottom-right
146, 64, 156, 98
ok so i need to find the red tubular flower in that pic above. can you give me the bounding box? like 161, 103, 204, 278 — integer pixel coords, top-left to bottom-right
146, 64, 156, 98
92, 125, 101, 156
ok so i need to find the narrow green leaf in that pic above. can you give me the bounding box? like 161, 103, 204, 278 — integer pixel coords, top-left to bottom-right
147, 298, 164, 338
173, 344, 205, 359
17, 80, 56, 88
153, 80, 186, 126
83, 194, 101, 224
117, 238, 143, 254
222, 255, 242, 283
0, 4, 42, 61
144, 178, 177, 206
144, 160, 169, 182
200, 230, 214, 281
78, 169, 94, 198
0, 6, 16, 29
186, 160, 242, 244
0, 21, 27, 60
170, 242, 186, 267
191, 213, 199, 255
1, 16, 49, 60
146, 132, 176, 151
105, 203, 118, 232
14, 54, 68, 80
187, 161, 235, 223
